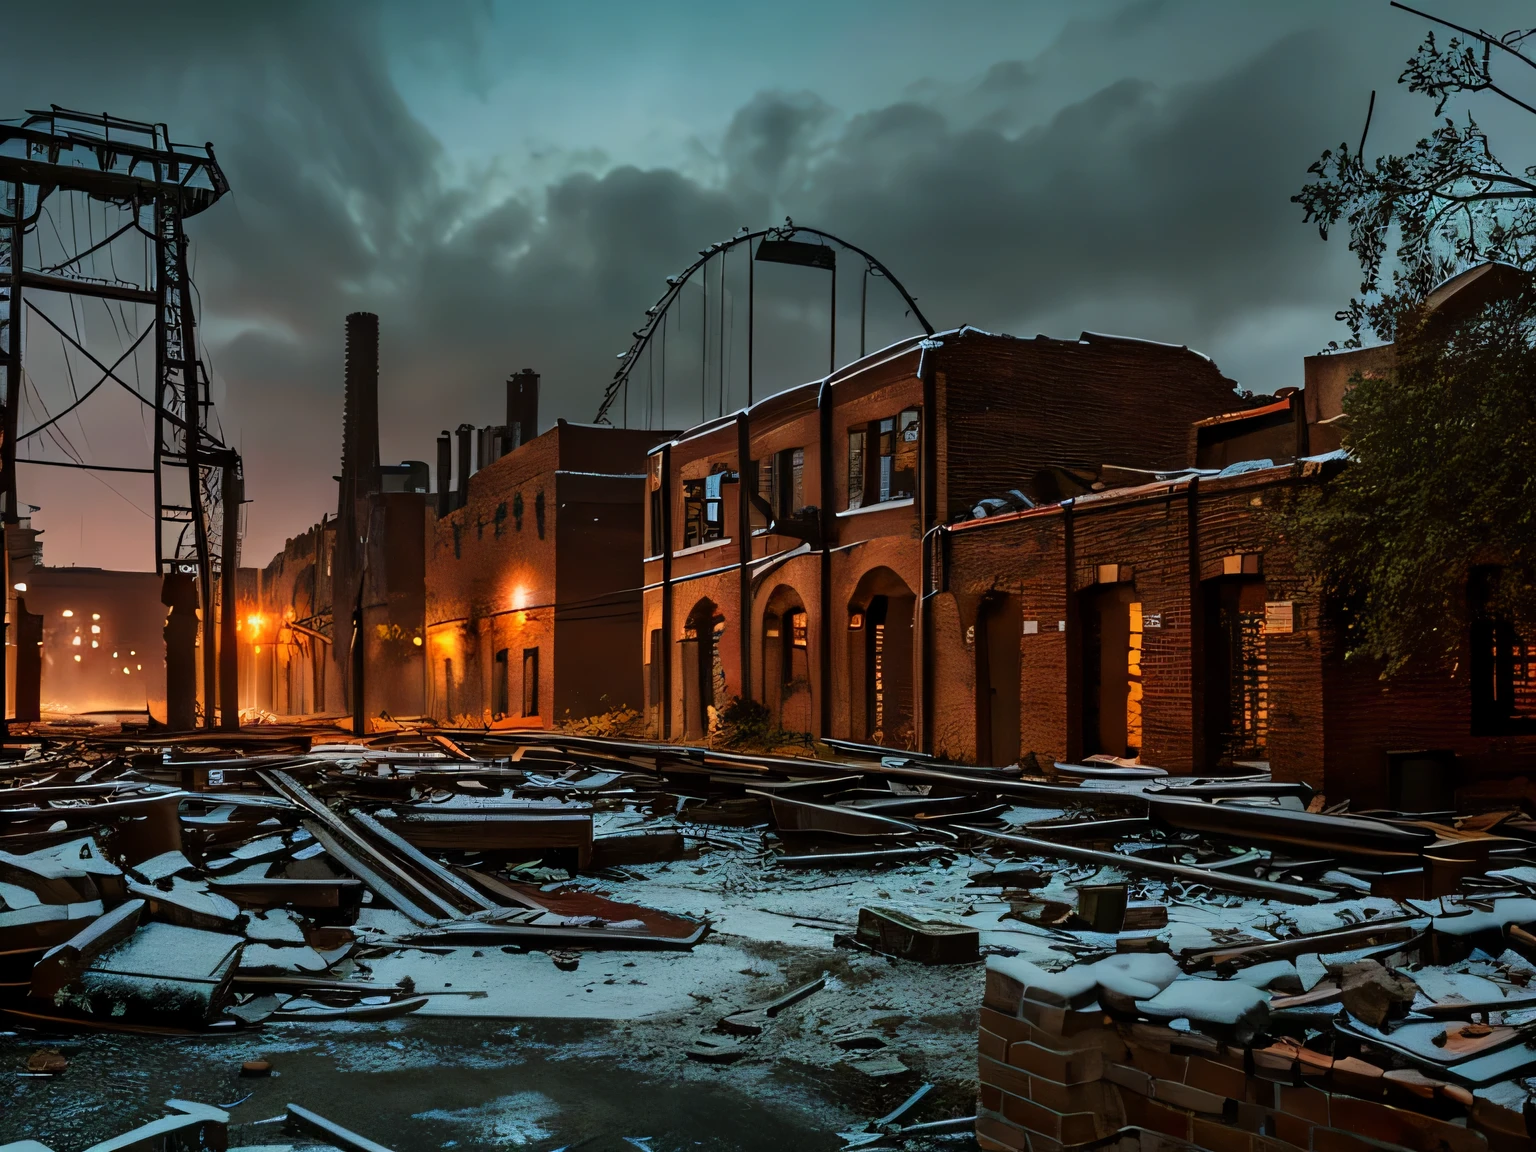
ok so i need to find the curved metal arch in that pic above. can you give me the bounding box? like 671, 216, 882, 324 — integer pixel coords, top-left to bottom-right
594, 218, 933, 425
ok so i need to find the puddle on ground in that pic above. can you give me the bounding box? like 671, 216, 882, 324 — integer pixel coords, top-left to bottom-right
0, 1017, 847, 1152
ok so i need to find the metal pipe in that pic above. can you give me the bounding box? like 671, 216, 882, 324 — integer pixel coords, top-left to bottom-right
957, 825, 1333, 905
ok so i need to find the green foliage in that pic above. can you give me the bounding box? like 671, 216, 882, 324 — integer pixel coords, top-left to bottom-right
1294, 20, 1536, 346
1275, 295, 1536, 674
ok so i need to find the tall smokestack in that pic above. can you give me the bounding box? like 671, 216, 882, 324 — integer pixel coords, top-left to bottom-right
508, 369, 539, 448
339, 313, 381, 515
455, 423, 473, 510
436, 431, 452, 517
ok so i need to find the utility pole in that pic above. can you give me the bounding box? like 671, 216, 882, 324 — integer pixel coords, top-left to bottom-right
219, 454, 241, 730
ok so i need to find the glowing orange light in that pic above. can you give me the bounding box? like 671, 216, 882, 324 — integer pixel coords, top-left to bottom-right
254, 645, 262, 654
246, 613, 264, 629
412, 636, 423, 646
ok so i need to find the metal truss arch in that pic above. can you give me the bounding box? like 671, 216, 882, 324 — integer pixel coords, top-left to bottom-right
593, 218, 933, 425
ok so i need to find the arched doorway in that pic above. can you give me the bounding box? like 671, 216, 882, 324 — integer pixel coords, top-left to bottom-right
848, 567, 916, 748
762, 584, 812, 736
975, 593, 1021, 767
1080, 582, 1142, 758
682, 598, 725, 740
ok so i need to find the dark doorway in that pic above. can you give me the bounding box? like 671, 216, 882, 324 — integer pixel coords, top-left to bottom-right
14, 598, 41, 723
849, 568, 916, 748
1202, 576, 1268, 769
762, 585, 812, 736
521, 647, 540, 717
682, 599, 722, 740
975, 594, 1021, 766
493, 648, 510, 718
1080, 583, 1142, 758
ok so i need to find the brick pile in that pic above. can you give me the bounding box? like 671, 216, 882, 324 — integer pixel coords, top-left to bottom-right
977, 962, 1532, 1152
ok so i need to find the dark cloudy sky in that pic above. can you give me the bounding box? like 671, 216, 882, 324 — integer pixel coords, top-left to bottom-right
4, 0, 1530, 569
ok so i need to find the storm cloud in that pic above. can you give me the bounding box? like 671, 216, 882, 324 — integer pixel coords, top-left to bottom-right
0, 0, 1505, 566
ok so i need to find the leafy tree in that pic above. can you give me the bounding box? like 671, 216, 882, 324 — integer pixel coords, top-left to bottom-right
1283, 5, 1536, 673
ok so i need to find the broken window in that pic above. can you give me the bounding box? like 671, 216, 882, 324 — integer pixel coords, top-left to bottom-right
758, 448, 805, 523
522, 647, 540, 717
789, 609, 808, 649
847, 430, 866, 510
847, 409, 919, 507
682, 468, 730, 548
1471, 566, 1536, 735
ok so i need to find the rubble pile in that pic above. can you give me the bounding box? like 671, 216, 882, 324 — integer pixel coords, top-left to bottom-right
8, 729, 1536, 1150
970, 767, 1536, 1151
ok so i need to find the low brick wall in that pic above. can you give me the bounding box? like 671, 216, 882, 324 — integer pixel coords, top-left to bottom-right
977, 966, 1528, 1152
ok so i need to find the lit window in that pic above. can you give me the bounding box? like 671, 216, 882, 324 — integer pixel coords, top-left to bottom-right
112, 651, 118, 658
129, 650, 136, 656
12, 582, 25, 592
71, 636, 81, 647
90, 625, 100, 634
62, 610, 73, 618
91, 613, 100, 621
122, 668, 129, 675
136, 664, 141, 670
91, 641, 98, 649
73, 654, 81, 662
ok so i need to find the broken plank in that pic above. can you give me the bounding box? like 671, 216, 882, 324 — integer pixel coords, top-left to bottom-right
956, 825, 1334, 905
259, 769, 459, 923
286, 1103, 396, 1152
298, 820, 445, 926
347, 808, 497, 913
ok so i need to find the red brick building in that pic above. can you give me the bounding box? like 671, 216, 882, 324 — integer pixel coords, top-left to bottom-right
425, 420, 667, 727
641, 327, 1247, 748
937, 307, 1536, 804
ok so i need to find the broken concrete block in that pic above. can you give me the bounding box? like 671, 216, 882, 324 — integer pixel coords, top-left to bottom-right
30, 898, 145, 999
243, 908, 307, 944
0, 900, 105, 952
0, 842, 108, 904
1338, 959, 1419, 1028
856, 906, 978, 964
1092, 952, 1180, 1011
57, 921, 242, 1026
127, 876, 242, 933
129, 851, 196, 886
1135, 977, 1270, 1044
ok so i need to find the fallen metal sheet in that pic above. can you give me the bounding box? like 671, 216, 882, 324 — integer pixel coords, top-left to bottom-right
957, 825, 1335, 904
1146, 793, 1433, 858
749, 789, 955, 840
460, 869, 707, 946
